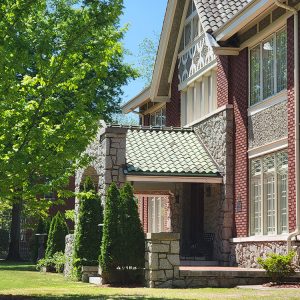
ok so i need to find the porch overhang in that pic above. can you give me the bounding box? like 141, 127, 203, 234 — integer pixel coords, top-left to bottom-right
126, 174, 223, 184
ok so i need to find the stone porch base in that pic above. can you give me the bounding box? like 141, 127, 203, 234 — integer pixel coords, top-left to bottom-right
175, 266, 300, 288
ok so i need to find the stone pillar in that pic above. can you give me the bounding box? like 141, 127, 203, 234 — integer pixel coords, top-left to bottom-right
98, 126, 127, 204
145, 233, 182, 288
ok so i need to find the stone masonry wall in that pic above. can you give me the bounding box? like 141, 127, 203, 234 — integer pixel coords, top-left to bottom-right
145, 233, 181, 288
75, 126, 127, 224
193, 107, 234, 264
231, 241, 300, 268
248, 101, 288, 149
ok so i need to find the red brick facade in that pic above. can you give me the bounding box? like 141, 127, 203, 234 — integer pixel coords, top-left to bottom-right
230, 49, 249, 237
287, 15, 298, 231
166, 63, 181, 127
217, 56, 231, 107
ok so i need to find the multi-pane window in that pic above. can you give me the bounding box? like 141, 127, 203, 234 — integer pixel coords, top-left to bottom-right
250, 150, 288, 236
150, 106, 166, 127
148, 196, 165, 233
181, 0, 202, 49
250, 27, 287, 106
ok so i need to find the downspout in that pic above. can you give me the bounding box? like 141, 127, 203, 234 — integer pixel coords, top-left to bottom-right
274, 1, 299, 252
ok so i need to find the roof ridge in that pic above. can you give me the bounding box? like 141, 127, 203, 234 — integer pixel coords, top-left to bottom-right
107, 124, 194, 132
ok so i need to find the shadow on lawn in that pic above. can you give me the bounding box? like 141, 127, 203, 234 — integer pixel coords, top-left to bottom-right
0, 262, 36, 272
0, 296, 163, 300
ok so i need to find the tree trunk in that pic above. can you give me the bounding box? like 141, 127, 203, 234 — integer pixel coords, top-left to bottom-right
6, 200, 23, 261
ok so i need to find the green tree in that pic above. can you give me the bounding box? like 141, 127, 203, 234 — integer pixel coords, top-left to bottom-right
0, 0, 136, 260
119, 183, 144, 269
45, 212, 68, 258
100, 183, 122, 274
73, 177, 103, 279
137, 33, 159, 86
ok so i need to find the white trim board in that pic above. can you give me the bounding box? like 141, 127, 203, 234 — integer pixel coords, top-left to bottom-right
126, 175, 223, 184
248, 138, 288, 159
231, 234, 290, 243
248, 90, 287, 116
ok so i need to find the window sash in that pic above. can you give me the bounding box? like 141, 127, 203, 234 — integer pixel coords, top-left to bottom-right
250, 150, 288, 236
249, 27, 286, 106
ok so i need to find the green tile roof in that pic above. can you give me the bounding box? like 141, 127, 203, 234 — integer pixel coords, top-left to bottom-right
125, 128, 219, 177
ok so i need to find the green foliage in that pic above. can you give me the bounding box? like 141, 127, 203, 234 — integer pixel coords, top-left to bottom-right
36, 251, 65, 273
65, 210, 75, 222
73, 177, 103, 280
0, 0, 137, 207
100, 183, 122, 273
45, 212, 68, 258
137, 33, 159, 86
119, 183, 145, 269
257, 251, 297, 283
0, 229, 9, 252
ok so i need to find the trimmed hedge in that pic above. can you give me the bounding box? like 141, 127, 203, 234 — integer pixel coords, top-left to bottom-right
73, 177, 103, 279
45, 212, 68, 258
119, 183, 144, 269
100, 182, 122, 273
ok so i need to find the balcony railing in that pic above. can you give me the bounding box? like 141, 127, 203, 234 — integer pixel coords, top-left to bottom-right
178, 32, 216, 86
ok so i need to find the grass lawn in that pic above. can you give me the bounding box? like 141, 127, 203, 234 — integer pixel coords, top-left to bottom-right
1, 262, 300, 299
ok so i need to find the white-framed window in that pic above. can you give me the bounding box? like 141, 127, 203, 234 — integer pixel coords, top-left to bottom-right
150, 106, 166, 127
249, 27, 287, 106
148, 196, 166, 233
181, 71, 217, 126
181, 0, 202, 49
250, 150, 288, 236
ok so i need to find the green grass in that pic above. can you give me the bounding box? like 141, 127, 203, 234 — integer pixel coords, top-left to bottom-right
1, 262, 300, 299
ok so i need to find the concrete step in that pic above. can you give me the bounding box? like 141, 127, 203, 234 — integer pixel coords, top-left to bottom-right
89, 276, 102, 285
180, 260, 219, 266
180, 256, 206, 261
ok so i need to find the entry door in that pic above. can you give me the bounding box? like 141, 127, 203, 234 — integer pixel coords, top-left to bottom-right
190, 183, 204, 243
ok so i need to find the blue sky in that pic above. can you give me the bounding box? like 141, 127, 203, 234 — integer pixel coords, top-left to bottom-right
120, 0, 168, 104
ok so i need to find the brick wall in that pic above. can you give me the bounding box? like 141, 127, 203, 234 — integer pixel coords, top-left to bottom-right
166, 62, 181, 127
217, 56, 231, 107
287, 15, 298, 231
230, 49, 249, 237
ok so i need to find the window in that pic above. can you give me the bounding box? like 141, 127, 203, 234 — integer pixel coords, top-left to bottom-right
148, 196, 165, 233
250, 27, 287, 106
250, 150, 288, 235
150, 106, 166, 127
181, 0, 202, 49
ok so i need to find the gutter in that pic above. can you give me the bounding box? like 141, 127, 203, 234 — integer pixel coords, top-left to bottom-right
274, 0, 299, 252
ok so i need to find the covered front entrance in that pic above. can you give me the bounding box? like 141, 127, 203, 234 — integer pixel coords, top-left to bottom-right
180, 183, 221, 263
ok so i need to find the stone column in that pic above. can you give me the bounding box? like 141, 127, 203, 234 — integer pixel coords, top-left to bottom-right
98, 126, 127, 204
145, 233, 182, 288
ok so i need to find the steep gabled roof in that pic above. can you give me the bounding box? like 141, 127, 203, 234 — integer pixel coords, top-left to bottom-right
195, 0, 253, 33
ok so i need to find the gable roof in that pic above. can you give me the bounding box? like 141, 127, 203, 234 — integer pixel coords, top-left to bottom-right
195, 0, 253, 33
125, 127, 219, 177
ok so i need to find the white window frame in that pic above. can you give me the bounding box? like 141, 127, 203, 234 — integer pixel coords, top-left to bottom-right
249, 26, 287, 107
250, 150, 288, 236
182, 0, 202, 49
150, 106, 166, 127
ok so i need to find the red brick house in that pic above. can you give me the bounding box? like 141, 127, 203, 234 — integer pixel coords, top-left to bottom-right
76, 0, 300, 268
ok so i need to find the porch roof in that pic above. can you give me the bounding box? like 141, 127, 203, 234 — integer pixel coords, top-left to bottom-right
125, 127, 220, 178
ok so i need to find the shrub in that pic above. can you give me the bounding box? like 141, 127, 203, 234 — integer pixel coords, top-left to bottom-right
45, 212, 68, 258
100, 183, 122, 274
257, 251, 297, 283
73, 177, 103, 280
119, 183, 145, 270
36, 251, 65, 273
